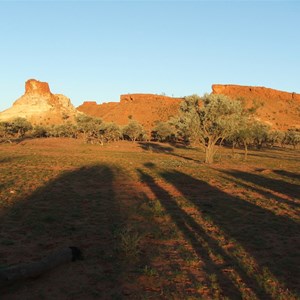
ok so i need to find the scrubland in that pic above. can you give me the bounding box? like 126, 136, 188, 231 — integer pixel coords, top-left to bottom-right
0, 138, 299, 299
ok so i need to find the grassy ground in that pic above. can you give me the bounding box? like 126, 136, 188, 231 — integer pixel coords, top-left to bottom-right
0, 138, 299, 299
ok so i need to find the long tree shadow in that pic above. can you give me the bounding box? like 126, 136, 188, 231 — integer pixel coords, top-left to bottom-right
160, 170, 300, 296
218, 174, 300, 210
137, 168, 271, 299
222, 169, 300, 200
248, 150, 300, 162
139, 142, 203, 163
0, 156, 21, 164
139, 142, 174, 153
273, 169, 300, 181
0, 164, 129, 299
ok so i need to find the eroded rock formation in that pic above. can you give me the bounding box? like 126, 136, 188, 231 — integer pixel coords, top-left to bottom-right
0, 79, 79, 125
1, 80, 299, 131
212, 84, 300, 130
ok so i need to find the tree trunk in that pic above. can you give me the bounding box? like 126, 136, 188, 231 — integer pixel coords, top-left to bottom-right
243, 141, 248, 160
205, 144, 215, 164
232, 141, 236, 155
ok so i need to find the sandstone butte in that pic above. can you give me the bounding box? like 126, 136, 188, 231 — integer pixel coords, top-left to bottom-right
0, 79, 79, 126
1, 79, 299, 131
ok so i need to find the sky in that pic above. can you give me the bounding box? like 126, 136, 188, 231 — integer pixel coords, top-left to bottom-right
0, 1, 299, 111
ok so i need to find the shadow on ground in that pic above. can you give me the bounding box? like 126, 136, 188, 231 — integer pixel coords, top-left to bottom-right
248, 148, 300, 162
139, 142, 202, 163
273, 169, 300, 180
0, 164, 137, 299
223, 169, 300, 200
139, 164, 300, 298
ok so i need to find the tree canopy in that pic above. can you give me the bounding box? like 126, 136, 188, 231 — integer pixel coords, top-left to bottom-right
173, 94, 244, 163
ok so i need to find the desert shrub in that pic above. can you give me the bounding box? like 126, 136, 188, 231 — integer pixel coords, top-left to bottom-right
283, 129, 300, 149
0, 122, 11, 142
56, 123, 77, 138
76, 114, 103, 143
101, 122, 121, 143
252, 122, 270, 149
0, 118, 32, 141
152, 121, 176, 142
32, 125, 48, 138
11, 117, 32, 138
266, 130, 285, 148
122, 120, 145, 142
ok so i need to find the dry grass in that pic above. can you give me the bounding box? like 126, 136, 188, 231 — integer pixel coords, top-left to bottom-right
0, 138, 299, 299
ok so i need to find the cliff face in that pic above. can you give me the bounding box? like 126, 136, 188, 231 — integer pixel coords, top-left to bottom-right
212, 84, 300, 130
77, 94, 183, 131
78, 86, 300, 131
2, 80, 299, 131
0, 79, 79, 125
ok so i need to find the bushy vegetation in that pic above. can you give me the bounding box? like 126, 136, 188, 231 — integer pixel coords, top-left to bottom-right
0, 102, 299, 161
0, 115, 147, 145
283, 129, 300, 149
122, 120, 146, 142
0, 117, 32, 142
150, 94, 299, 163
152, 121, 176, 142
168, 94, 245, 163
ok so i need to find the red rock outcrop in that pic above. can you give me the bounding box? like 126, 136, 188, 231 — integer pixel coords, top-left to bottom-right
2, 80, 298, 131
25, 79, 51, 95
77, 94, 183, 131
212, 84, 300, 130
0, 79, 79, 125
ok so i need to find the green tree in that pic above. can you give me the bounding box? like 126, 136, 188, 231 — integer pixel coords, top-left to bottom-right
266, 130, 285, 148
76, 114, 103, 143
233, 120, 256, 160
0, 121, 9, 136
32, 125, 48, 138
284, 130, 300, 149
152, 121, 175, 142
55, 123, 77, 138
0, 122, 11, 142
175, 94, 243, 163
170, 94, 202, 144
0, 118, 32, 141
11, 117, 32, 138
99, 122, 121, 144
252, 122, 270, 149
122, 120, 145, 142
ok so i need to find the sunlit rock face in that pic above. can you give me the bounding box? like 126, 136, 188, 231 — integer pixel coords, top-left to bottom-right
25, 79, 51, 95
212, 84, 300, 130
0, 79, 79, 125
77, 94, 183, 132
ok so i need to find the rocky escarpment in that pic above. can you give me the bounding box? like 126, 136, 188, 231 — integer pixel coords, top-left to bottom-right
212, 84, 300, 130
0, 79, 79, 125
77, 94, 183, 131
2, 80, 298, 131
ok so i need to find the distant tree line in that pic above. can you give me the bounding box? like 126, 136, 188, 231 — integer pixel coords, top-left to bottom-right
0, 115, 147, 144
1, 95, 299, 164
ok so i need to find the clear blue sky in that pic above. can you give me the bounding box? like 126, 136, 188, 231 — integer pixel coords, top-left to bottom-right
0, 1, 299, 111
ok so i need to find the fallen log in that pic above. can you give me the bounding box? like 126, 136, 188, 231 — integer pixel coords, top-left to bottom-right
0, 247, 82, 288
